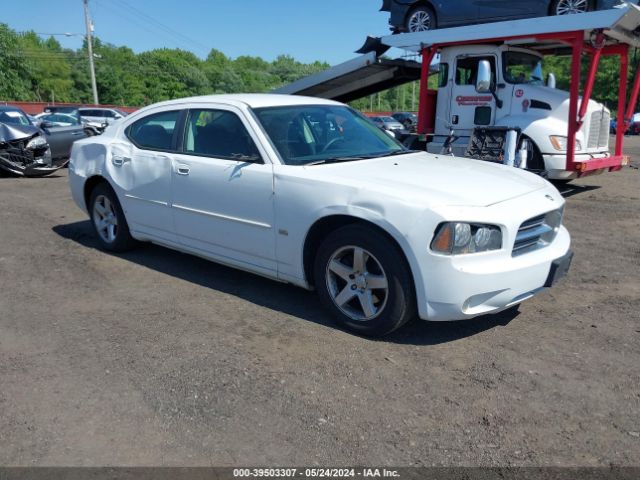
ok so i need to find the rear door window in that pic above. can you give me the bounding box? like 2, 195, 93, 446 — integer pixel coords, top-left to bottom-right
126, 110, 181, 151
183, 109, 260, 161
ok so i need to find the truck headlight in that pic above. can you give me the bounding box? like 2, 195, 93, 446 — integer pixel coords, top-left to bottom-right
431, 222, 503, 255
549, 136, 582, 152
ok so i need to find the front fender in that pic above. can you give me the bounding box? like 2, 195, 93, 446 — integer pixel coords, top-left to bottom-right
496, 115, 584, 154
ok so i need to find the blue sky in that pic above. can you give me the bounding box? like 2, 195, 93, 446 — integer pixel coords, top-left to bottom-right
8, 0, 394, 65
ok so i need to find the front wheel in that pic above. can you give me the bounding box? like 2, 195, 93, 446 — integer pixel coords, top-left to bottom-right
405, 6, 437, 33
313, 225, 416, 337
89, 182, 138, 252
550, 0, 591, 15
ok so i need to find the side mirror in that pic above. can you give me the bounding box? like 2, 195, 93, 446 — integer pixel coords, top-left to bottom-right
39, 120, 55, 129
476, 60, 492, 93
547, 73, 557, 89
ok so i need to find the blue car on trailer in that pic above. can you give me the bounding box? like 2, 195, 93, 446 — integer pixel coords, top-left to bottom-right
381, 0, 637, 33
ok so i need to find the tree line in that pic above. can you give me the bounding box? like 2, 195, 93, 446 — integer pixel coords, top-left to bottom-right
0, 22, 635, 113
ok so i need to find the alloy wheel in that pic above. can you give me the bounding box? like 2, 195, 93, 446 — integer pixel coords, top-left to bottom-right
555, 0, 589, 15
325, 246, 389, 322
408, 10, 433, 32
93, 194, 118, 243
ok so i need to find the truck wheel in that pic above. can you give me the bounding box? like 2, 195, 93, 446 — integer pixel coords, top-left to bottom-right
405, 5, 437, 32
313, 225, 416, 337
551, 0, 591, 15
89, 182, 138, 252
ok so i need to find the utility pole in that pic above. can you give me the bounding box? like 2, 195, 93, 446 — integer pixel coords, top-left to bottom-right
83, 0, 99, 105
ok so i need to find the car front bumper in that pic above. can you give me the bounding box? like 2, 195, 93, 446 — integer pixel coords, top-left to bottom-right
419, 226, 571, 321
402, 185, 572, 322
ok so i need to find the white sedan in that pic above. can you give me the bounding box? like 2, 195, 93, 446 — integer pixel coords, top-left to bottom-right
68, 94, 572, 336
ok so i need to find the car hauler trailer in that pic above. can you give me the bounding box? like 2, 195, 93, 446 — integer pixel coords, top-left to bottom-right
276, 4, 640, 180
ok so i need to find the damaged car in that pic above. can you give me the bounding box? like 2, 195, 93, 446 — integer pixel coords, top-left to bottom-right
0, 105, 96, 177
0, 123, 60, 177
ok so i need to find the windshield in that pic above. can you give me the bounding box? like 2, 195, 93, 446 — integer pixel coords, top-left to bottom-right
503, 52, 544, 85
253, 105, 405, 166
0, 110, 31, 126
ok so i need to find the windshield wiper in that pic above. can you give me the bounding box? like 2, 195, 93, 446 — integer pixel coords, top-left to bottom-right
306, 155, 378, 166
306, 150, 420, 166
383, 149, 421, 157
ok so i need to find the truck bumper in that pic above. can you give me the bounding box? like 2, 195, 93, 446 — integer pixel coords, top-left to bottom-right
543, 152, 626, 179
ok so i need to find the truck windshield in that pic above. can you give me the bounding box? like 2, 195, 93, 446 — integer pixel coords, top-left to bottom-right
253, 105, 405, 166
503, 52, 544, 85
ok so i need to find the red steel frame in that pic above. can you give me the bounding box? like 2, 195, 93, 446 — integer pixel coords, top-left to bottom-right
417, 29, 640, 176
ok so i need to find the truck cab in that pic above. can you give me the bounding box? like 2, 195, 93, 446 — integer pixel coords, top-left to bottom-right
429, 44, 610, 180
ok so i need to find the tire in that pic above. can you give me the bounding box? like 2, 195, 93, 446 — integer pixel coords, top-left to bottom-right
89, 182, 138, 252
550, 0, 591, 16
405, 5, 437, 33
313, 224, 416, 337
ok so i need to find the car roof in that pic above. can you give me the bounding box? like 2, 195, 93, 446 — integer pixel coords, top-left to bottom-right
0, 105, 23, 112
78, 107, 113, 111
140, 94, 343, 112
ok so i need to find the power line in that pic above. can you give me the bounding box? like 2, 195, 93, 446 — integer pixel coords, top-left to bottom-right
110, 0, 210, 54
94, 0, 209, 56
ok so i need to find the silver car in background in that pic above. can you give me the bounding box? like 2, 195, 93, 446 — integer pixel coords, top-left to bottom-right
78, 107, 128, 128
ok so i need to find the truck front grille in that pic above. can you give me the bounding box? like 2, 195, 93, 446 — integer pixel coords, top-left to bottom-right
588, 111, 610, 150
512, 209, 563, 257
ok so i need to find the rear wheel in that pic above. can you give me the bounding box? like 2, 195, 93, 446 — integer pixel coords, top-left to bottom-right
551, 0, 591, 15
313, 225, 416, 337
405, 5, 437, 33
89, 182, 138, 252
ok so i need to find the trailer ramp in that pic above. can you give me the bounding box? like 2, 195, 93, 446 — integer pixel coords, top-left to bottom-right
274, 52, 425, 103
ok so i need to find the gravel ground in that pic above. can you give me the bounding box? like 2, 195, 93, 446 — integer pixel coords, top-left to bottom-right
0, 139, 638, 467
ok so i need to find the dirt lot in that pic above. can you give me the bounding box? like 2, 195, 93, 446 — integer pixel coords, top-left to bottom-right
0, 139, 638, 467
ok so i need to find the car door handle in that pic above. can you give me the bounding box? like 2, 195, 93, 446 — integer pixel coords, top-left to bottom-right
175, 164, 190, 176
112, 155, 131, 167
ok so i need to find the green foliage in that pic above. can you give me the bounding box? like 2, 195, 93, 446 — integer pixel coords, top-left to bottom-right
0, 24, 34, 100
0, 24, 329, 106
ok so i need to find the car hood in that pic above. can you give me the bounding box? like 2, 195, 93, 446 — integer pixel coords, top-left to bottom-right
0, 122, 40, 142
303, 152, 549, 207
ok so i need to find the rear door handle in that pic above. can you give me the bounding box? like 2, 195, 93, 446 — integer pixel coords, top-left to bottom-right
175, 164, 190, 176
112, 155, 131, 167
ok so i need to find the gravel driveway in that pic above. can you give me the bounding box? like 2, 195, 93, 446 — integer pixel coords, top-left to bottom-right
0, 140, 638, 467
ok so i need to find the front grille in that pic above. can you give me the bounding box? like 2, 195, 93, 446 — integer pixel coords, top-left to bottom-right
512, 209, 563, 257
599, 111, 610, 149
0, 138, 50, 169
587, 110, 610, 150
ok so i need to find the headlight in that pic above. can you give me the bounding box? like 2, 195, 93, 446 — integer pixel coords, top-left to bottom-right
25, 136, 48, 150
549, 136, 582, 152
431, 222, 503, 255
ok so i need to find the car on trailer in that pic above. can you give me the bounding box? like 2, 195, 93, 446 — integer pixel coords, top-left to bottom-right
382, 0, 638, 33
